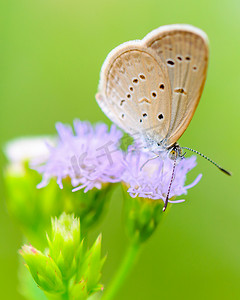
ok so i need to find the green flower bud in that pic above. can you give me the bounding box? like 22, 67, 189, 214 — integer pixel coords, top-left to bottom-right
74, 234, 105, 297
70, 279, 103, 300
20, 245, 64, 294
48, 213, 82, 281
69, 279, 88, 300
20, 213, 105, 299
18, 259, 48, 300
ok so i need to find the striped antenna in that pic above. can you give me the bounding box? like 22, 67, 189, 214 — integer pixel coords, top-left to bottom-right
181, 147, 231, 176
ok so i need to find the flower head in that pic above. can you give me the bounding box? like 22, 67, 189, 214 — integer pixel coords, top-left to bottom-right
32, 120, 124, 192
4, 136, 55, 175
121, 148, 202, 205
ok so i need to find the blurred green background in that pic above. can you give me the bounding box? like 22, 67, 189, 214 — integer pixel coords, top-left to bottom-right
0, 0, 239, 299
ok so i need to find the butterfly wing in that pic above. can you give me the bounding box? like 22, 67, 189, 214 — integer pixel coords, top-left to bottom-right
143, 24, 209, 146
96, 41, 173, 149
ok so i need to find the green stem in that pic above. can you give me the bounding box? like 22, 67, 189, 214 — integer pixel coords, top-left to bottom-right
102, 242, 141, 300
61, 280, 69, 300
61, 291, 68, 300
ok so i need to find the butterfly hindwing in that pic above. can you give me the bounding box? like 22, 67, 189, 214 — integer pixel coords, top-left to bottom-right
96, 42, 172, 147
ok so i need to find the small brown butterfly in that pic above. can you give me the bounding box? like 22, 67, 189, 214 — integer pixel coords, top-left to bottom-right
96, 24, 231, 210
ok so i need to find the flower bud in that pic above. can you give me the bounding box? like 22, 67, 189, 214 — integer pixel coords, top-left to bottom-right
69, 279, 88, 300
74, 234, 105, 297
20, 245, 64, 293
20, 213, 105, 298
48, 213, 82, 281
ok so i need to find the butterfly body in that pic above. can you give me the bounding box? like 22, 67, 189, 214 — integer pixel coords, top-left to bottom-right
96, 24, 209, 157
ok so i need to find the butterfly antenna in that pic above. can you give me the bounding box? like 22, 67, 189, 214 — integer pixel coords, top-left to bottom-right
181, 147, 231, 176
163, 154, 177, 212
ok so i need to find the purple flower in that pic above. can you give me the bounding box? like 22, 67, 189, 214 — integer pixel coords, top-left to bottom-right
32, 120, 124, 192
121, 148, 202, 205
31, 119, 201, 207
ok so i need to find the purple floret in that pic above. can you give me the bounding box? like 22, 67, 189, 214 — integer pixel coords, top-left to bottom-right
32, 120, 124, 192
121, 149, 202, 204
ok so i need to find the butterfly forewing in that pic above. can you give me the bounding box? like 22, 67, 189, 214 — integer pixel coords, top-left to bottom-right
96, 43, 172, 147
144, 25, 209, 146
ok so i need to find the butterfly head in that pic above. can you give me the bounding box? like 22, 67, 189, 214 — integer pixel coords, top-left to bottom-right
167, 144, 183, 161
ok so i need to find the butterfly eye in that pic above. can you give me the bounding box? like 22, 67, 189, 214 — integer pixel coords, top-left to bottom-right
159, 84, 165, 90
158, 114, 164, 120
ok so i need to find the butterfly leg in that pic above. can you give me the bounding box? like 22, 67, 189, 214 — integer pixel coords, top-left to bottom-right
180, 152, 187, 159
140, 154, 160, 171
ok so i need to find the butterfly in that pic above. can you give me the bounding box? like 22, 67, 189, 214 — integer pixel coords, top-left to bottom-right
96, 24, 231, 210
